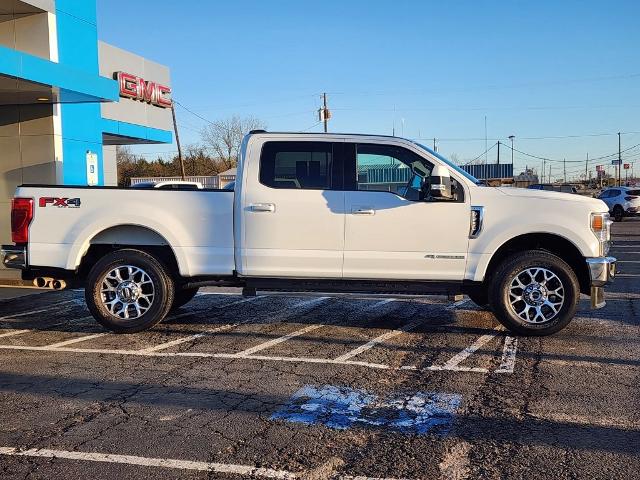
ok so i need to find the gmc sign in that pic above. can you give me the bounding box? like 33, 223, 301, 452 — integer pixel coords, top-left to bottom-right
116, 72, 172, 109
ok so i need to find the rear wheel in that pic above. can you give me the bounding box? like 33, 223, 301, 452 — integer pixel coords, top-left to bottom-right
171, 287, 199, 310
488, 250, 579, 336
613, 205, 624, 222
85, 249, 174, 334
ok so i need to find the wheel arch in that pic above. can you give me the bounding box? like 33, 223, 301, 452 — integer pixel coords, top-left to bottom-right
75, 224, 183, 281
484, 233, 590, 295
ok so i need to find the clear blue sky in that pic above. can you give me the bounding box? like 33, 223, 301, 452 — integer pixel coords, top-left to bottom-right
97, 0, 640, 179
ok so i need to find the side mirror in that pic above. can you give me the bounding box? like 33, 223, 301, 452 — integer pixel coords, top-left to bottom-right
430, 165, 453, 199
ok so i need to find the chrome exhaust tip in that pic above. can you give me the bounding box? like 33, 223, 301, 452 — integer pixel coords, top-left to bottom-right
33, 277, 67, 290
34, 277, 49, 288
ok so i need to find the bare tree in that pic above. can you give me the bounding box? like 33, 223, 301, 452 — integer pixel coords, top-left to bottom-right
200, 115, 265, 170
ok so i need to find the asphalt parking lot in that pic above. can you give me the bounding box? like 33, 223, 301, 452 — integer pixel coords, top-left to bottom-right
0, 219, 638, 480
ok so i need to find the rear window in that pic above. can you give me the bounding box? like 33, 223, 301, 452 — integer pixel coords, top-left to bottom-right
259, 141, 332, 190
627, 190, 640, 196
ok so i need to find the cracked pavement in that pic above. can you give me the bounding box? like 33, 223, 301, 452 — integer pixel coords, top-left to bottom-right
0, 218, 638, 479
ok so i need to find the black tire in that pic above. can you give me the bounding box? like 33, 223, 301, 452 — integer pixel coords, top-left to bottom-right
85, 249, 175, 334
171, 287, 199, 311
488, 250, 579, 336
613, 205, 624, 222
466, 286, 491, 310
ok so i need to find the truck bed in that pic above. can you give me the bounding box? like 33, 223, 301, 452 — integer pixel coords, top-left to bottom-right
16, 185, 235, 278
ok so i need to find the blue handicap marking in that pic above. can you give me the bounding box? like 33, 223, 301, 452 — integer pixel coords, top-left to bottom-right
271, 385, 461, 435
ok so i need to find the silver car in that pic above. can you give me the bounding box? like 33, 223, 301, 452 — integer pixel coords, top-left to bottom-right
597, 186, 640, 221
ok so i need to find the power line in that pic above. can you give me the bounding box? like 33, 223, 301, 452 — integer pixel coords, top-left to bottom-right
325, 71, 640, 97
299, 121, 322, 132
464, 142, 498, 165
509, 143, 640, 164
417, 130, 640, 143
174, 99, 214, 125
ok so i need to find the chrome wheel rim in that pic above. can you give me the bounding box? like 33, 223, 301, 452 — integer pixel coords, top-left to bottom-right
100, 265, 155, 320
508, 267, 565, 324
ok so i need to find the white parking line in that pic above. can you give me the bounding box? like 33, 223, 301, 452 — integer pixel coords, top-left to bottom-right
0, 329, 30, 339
140, 323, 242, 353
617, 274, 640, 277
365, 298, 396, 310
433, 332, 497, 372
334, 320, 422, 362
46, 333, 108, 348
617, 260, 640, 263
290, 296, 330, 309
0, 446, 296, 479
0, 343, 512, 373
216, 295, 264, 308
0, 300, 77, 321
495, 336, 518, 374
0, 446, 409, 479
233, 323, 325, 357
446, 299, 471, 311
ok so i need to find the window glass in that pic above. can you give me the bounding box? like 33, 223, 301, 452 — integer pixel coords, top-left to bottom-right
260, 142, 332, 190
627, 190, 640, 196
598, 190, 610, 199
609, 189, 621, 197
355, 144, 433, 200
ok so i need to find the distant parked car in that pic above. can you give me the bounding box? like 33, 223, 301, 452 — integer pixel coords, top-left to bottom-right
528, 184, 578, 194
131, 180, 203, 190
597, 186, 640, 221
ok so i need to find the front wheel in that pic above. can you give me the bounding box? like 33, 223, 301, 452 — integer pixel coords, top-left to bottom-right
85, 249, 175, 333
488, 250, 579, 336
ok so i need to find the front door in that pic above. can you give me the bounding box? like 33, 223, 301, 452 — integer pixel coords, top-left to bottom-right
240, 140, 345, 278
343, 142, 470, 281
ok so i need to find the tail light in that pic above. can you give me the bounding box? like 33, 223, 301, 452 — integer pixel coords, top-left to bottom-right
11, 198, 34, 244
624, 196, 638, 201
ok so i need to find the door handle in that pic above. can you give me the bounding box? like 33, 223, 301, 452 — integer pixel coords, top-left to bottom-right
352, 207, 375, 215
250, 203, 276, 213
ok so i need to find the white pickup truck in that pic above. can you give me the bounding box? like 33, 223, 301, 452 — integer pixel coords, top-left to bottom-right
2, 132, 616, 336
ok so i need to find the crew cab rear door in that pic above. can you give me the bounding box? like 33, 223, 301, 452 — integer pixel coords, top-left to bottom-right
237, 138, 345, 278
342, 142, 470, 281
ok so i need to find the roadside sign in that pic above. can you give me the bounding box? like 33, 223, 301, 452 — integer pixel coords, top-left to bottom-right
624, 163, 630, 170
611, 159, 622, 166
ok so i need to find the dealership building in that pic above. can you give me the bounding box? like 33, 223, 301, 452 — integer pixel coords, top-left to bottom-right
0, 0, 173, 264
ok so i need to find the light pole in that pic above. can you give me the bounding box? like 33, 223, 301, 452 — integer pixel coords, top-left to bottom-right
508, 135, 515, 166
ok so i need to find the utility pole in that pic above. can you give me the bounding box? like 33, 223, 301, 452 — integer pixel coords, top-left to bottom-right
585, 153, 589, 186
549, 164, 552, 183
319, 93, 331, 133
484, 116, 488, 164
542, 159, 545, 183
433, 138, 437, 152
563, 158, 566, 183
171, 104, 186, 180
497, 141, 500, 164
618, 132, 622, 187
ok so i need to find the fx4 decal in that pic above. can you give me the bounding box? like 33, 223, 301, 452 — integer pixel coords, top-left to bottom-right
39, 197, 81, 208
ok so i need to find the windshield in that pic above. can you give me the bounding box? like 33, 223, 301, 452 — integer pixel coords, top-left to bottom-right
415, 142, 482, 185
